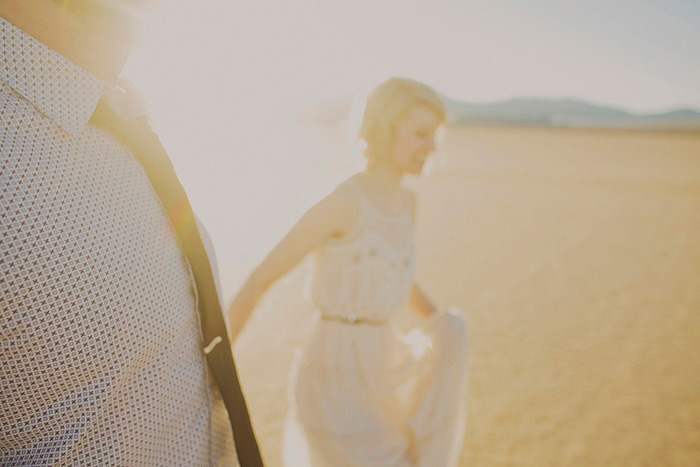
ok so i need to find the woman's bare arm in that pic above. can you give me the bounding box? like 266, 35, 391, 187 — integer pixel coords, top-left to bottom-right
227, 188, 358, 342
403, 190, 437, 318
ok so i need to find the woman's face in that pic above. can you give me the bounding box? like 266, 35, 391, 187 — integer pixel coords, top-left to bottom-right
387, 106, 441, 176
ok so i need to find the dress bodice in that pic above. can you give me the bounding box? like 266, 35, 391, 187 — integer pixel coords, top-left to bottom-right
308, 179, 415, 323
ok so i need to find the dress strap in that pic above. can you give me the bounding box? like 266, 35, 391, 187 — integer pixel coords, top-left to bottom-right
348, 177, 378, 215
322, 178, 367, 246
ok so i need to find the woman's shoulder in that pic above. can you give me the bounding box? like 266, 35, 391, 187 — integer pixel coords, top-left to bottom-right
328, 175, 363, 207
344, 172, 416, 219
308, 177, 362, 237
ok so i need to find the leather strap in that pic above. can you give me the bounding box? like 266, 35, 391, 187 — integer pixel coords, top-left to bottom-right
89, 100, 264, 466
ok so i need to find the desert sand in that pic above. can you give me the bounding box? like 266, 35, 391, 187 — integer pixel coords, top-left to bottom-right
231, 125, 700, 466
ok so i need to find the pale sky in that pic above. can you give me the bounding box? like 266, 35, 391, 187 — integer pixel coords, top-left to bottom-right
126, 0, 700, 116
122, 0, 700, 292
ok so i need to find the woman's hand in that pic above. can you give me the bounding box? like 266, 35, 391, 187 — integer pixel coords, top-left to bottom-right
407, 283, 438, 319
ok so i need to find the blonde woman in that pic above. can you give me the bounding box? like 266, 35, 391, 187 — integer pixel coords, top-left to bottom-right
228, 77, 468, 466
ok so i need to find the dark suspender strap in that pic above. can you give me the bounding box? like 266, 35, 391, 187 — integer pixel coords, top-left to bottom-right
90, 100, 264, 467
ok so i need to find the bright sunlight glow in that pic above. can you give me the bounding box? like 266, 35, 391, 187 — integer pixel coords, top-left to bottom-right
122, 0, 700, 295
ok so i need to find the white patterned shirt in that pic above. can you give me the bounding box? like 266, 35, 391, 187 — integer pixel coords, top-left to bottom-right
0, 17, 237, 466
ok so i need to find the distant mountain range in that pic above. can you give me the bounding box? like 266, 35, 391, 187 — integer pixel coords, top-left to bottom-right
300, 95, 700, 131
443, 97, 700, 130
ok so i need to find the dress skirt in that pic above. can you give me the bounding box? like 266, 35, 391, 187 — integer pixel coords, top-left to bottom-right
282, 308, 468, 467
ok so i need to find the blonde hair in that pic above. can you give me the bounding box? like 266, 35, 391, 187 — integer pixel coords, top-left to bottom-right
357, 77, 445, 165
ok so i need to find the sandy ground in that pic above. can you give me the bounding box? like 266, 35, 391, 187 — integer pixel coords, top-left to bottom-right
231, 125, 700, 466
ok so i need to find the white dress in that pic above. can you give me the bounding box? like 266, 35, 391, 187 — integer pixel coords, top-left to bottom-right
282, 178, 468, 467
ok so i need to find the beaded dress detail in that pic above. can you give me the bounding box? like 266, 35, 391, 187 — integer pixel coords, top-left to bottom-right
309, 179, 415, 324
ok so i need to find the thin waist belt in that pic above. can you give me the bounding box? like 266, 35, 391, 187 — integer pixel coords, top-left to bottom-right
320, 314, 387, 325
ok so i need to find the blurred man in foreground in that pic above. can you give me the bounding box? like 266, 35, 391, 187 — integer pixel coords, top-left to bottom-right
0, 1, 262, 465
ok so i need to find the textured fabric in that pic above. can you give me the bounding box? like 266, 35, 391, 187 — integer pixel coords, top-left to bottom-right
0, 17, 237, 466
309, 178, 415, 323
283, 178, 469, 467
87, 96, 261, 466
0, 19, 106, 135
